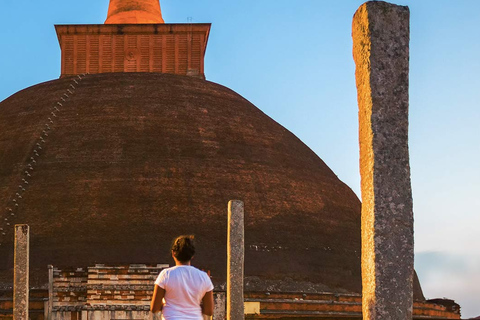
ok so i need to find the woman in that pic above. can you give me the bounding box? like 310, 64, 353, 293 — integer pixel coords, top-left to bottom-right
150, 235, 214, 320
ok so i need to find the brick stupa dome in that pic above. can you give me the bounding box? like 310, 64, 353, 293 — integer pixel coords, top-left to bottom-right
0, 73, 424, 299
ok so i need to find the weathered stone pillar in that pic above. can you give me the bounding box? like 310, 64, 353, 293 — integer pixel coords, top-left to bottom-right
14, 224, 30, 320
227, 200, 244, 320
213, 292, 226, 320
47, 265, 54, 320
352, 2, 413, 320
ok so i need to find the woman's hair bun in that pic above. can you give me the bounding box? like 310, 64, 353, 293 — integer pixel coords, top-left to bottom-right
171, 235, 196, 263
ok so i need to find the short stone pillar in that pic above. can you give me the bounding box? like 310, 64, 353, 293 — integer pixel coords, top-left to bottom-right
14, 224, 30, 320
47, 265, 54, 320
227, 200, 244, 320
352, 2, 413, 320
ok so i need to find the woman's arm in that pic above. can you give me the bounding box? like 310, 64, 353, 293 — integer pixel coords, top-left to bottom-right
150, 285, 166, 313
201, 290, 214, 316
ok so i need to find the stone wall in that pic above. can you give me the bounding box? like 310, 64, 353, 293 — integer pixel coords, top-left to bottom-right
49, 264, 167, 320
0, 264, 461, 320
48, 264, 225, 320
242, 292, 460, 319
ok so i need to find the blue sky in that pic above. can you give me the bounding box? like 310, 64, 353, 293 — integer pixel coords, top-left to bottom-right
0, 0, 479, 318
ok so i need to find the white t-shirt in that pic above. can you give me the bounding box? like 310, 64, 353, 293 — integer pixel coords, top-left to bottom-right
154, 265, 214, 320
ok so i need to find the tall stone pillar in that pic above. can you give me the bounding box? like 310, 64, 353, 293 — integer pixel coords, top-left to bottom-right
352, 2, 413, 320
14, 224, 30, 320
227, 200, 244, 320
47, 265, 54, 320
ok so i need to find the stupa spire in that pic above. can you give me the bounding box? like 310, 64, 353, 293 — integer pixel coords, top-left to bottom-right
105, 0, 165, 24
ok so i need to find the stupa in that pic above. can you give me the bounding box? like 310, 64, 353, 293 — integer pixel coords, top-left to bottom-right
0, 1, 461, 319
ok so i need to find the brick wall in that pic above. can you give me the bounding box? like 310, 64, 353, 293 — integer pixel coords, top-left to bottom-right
0, 265, 462, 320
55, 24, 210, 79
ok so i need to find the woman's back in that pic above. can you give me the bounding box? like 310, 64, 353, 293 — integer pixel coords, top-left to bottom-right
155, 265, 213, 320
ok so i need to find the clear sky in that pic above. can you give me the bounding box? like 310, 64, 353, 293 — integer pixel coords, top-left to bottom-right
0, 0, 479, 318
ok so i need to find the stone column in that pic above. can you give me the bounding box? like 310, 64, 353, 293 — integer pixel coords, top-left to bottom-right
47, 265, 54, 320
14, 224, 30, 320
227, 200, 244, 320
213, 292, 226, 320
352, 2, 413, 320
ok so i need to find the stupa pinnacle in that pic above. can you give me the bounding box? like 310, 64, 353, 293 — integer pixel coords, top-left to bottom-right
105, 0, 165, 24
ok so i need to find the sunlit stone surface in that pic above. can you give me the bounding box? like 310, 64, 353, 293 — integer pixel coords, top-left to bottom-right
353, 1, 413, 319
14, 225, 29, 320
227, 200, 245, 320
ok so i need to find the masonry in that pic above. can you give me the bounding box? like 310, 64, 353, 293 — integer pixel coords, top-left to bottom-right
55, 24, 210, 78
